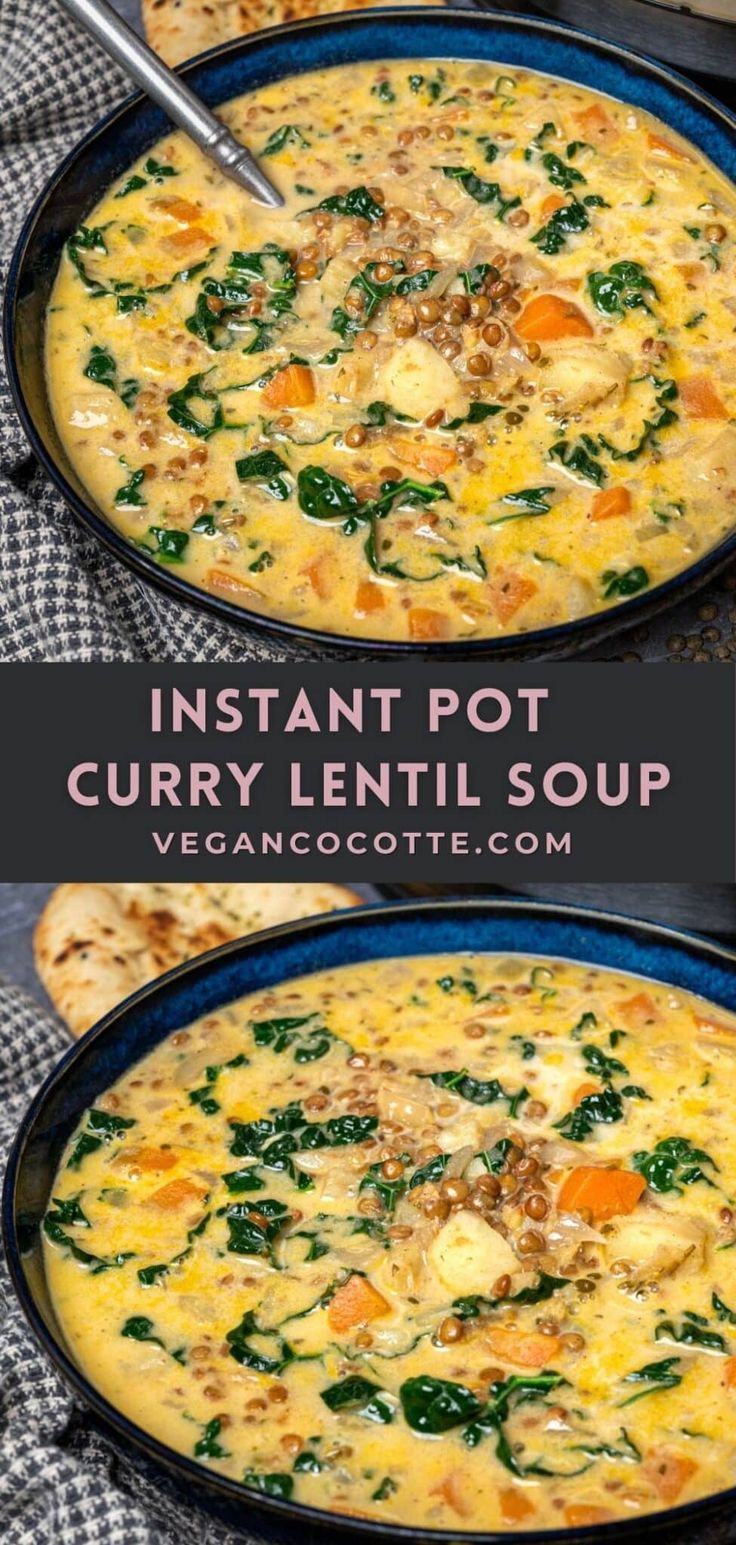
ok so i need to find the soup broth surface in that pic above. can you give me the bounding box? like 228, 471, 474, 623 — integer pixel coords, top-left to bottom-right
45, 952, 736, 1530
45, 59, 736, 642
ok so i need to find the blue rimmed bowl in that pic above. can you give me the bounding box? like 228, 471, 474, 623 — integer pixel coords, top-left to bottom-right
4, 895, 736, 1543
4, 8, 736, 659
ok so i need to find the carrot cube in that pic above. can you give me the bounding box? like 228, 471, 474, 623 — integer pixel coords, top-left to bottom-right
516, 294, 593, 342
558, 1166, 646, 1221
327, 1274, 390, 1333
262, 363, 315, 409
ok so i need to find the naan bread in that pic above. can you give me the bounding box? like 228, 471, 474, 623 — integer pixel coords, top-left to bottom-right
34, 882, 362, 1036
143, 0, 438, 67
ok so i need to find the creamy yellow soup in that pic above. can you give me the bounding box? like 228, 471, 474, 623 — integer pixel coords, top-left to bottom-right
45, 953, 736, 1530
45, 61, 736, 643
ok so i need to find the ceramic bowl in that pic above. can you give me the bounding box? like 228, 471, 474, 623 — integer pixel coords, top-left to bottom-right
4, 896, 736, 1541
4, 8, 736, 658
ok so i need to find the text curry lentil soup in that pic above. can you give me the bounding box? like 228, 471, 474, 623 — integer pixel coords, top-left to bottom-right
46, 60, 736, 643
44, 952, 736, 1530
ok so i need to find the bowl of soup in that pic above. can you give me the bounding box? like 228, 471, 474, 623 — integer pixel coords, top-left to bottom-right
5, 896, 736, 1541
4, 8, 736, 658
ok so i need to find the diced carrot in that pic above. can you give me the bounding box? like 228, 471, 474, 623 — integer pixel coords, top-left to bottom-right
147, 1178, 207, 1210
722, 1356, 736, 1389
161, 227, 211, 255
207, 568, 262, 602
115, 1146, 177, 1172
516, 293, 594, 342
565, 1505, 615, 1526
408, 607, 451, 641
262, 363, 315, 409
499, 1488, 535, 1525
558, 1166, 646, 1221
572, 1081, 600, 1105
574, 103, 618, 141
679, 375, 728, 420
616, 991, 660, 1028
430, 1474, 470, 1518
484, 1327, 561, 1368
590, 486, 632, 522
695, 1012, 736, 1039
541, 193, 568, 219
647, 131, 694, 162
487, 571, 538, 625
354, 579, 386, 616
151, 196, 203, 224
391, 439, 458, 477
644, 1451, 698, 1503
300, 557, 332, 600
327, 1274, 391, 1333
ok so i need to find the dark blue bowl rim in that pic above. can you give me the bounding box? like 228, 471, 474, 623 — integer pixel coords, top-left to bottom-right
4, 894, 736, 1542
5, 6, 736, 656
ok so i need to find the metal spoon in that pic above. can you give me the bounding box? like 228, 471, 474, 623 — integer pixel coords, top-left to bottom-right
59, 0, 284, 208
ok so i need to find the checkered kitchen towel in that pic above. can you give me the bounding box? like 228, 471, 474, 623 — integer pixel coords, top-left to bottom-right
0, 979, 266, 1544
1, 0, 736, 661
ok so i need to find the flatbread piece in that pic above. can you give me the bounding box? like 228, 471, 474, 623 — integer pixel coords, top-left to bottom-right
34, 882, 362, 1036
143, 0, 438, 67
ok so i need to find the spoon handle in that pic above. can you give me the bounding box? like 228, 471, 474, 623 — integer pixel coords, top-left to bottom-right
58, 0, 284, 208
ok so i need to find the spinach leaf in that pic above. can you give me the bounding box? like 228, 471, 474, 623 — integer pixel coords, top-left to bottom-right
460, 262, 498, 294
244, 1471, 294, 1498
252, 1013, 345, 1063
185, 245, 295, 351
372, 1477, 398, 1501
372, 81, 396, 104
453, 1273, 570, 1319
619, 1357, 682, 1407
409, 1152, 451, 1189
570, 1011, 598, 1041
143, 527, 189, 564
297, 466, 359, 523
194, 1418, 230, 1459
461, 1372, 570, 1476
490, 485, 555, 524
293, 1451, 323, 1473
67, 1108, 135, 1170
114, 467, 146, 508
548, 437, 606, 487
332, 261, 400, 339
532, 200, 590, 255
713, 1292, 736, 1325
83, 344, 139, 409
115, 174, 148, 198
582, 1043, 628, 1083
121, 1315, 165, 1349
599, 377, 678, 463
632, 1136, 718, 1194
321, 1375, 394, 1422
655, 1311, 727, 1354
395, 269, 438, 294
262, 124, 310, 155
236, 449, 291, 500
555, 1086, 623, 1142
587, 260, 657, 319
304, 186, 385, 223
437, 167, 521, 220
444, 402, 503, 431
421, 1069, 528, 1117
540, 152, 586, 192
601, 566, 649, 600
361, 400, 414, 427
226, 1308, 295, 1373
222, 1167, 265, 1194
359, 1155, 412, 1213
400, 1375, 481, 1433
187, 1051, 249, 1115
570, 1428, 641, 1463
225, 1197, 291, 1259
44, 1197, 133, 1273
167, 371, 224, 439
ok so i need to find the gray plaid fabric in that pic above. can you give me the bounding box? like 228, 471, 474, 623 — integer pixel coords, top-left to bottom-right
2, 0, 736, 663
0, 979, 263, 1544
